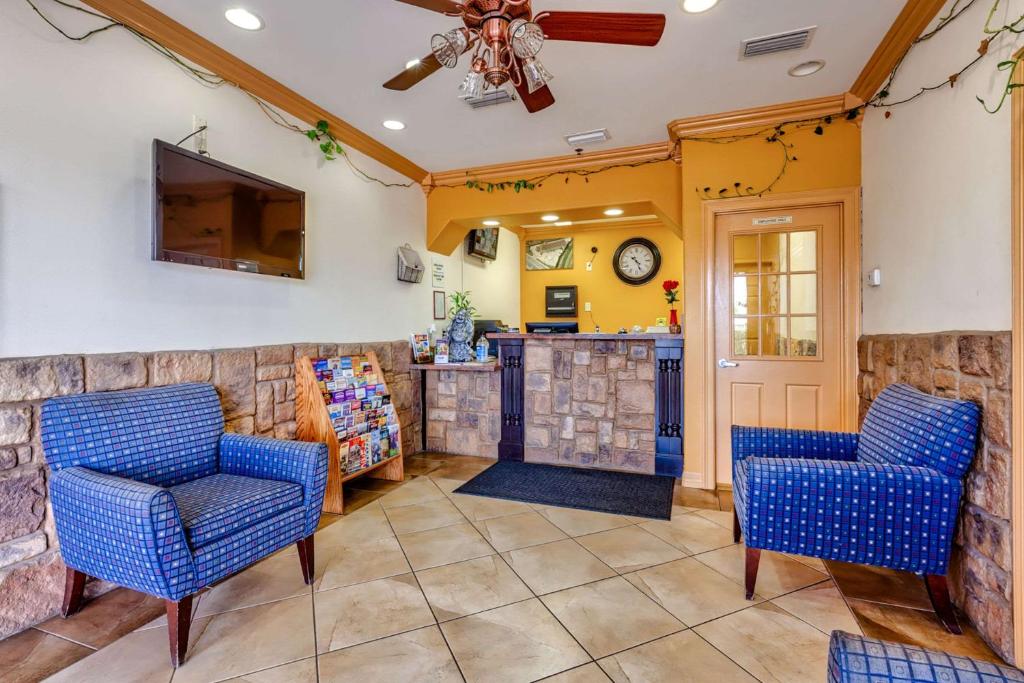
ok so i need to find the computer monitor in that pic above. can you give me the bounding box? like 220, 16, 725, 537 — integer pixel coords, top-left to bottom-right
525, 322, 580, 334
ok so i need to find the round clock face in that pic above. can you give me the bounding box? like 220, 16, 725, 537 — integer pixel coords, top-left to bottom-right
613, 238, 661, 285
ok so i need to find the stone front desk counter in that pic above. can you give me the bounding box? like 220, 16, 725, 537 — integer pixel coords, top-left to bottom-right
413, 334, 684, 477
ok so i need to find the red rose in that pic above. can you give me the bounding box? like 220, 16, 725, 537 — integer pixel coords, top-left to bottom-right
662, 280, 679, 292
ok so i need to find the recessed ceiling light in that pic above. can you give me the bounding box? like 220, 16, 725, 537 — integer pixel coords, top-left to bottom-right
604, 208, 624, 217
224, 8, 263, 31
554, 221, 573, 227
382, 120, 406, 131
541, 214, 560, 222
482, 220, 500, 226
680, 0, 719, 13
788, 60, 825, 77
405, 59, 422, 69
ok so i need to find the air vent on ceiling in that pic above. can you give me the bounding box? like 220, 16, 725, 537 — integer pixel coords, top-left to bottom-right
741, 26, 816, 59
463, 88, 516, 109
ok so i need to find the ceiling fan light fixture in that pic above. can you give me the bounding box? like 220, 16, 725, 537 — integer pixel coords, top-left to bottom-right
431, 29, 468, 69
788, 59, 826, 77
522, 57, 554, 95
680, 0, 719, 13
224, 7, 263, 31
509, 19, 546, 59
459, 69, 486, 100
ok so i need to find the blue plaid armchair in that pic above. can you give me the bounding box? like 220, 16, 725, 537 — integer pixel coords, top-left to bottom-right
732, 384, 980, 634
828, 631, 1023, 682
41, 383, 328, 667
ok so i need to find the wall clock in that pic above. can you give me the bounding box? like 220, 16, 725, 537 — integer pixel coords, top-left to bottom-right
613, 238, 661, 286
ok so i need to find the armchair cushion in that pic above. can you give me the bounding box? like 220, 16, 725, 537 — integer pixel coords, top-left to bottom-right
49, 466, 198, 600
169, 474, 304, 548
828, 631, 1024, 682
737, 457, 961, 573
732, 426, 859, 462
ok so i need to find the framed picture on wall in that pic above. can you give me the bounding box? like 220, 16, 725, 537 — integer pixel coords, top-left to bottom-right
433, 290, 447, 320
526, 237, 574, 270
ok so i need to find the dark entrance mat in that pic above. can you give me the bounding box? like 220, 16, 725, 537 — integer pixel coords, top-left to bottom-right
453, 460, 675, 520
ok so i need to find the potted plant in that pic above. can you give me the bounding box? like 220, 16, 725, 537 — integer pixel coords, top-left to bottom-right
662, 279, 681, 333
447, 291, 476, 362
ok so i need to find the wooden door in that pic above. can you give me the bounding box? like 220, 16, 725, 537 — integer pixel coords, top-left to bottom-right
714, 205, 844, 483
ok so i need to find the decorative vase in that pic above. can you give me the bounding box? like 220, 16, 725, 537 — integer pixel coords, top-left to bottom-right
669, 308, 681, 334
448, 309, 474, 362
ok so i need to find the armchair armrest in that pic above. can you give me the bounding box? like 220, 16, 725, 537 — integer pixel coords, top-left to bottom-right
732, 426, 859, 462
218, 433, 328, 535
741, 457, 961, 573
49, 467, 197, 600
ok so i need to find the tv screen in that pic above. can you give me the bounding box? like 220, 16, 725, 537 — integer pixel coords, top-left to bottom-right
467, 228, 499, 261
153, 140, 305, 278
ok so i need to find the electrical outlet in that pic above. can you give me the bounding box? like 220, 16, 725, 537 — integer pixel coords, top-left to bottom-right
584, 302, 592, 312
192, 115, 208, 155
586, 262, 593, 272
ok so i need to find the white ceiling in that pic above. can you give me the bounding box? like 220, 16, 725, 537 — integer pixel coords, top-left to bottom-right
148, 0, 902, 171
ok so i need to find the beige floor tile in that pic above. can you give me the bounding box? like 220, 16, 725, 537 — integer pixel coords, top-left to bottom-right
502, 539, 616, 595
384, 497, 466, 534
598, 630, 758, 683
430, 476, 467, 494
398, 522, 495, 570
135, 592, 205, 631
540, 663, 612, 682
695, 545, 828, 599
693, 509, 735, 530
416, 555, 532, 622
694, 602, 830, 683
625, 558, 765, 626
541, 577, 684, 659
35, 587, 165, 649
535, 506, 633, 537
379, 477, 447, 509
318, 625, 462, 682
0, 629, 92, 683
173, 597, 314, 683
315, 502, 395, 547
429, 462, 495, 482
220, 657, 318, 682
196, 552, 311, 618
315, 534, 412, 592
638, 514, 735, 555
440, 599, 590, 683
789, 554, 828, 572
575, 526, 685, 573
826, 560, 933, 611
473, 511, 569, 552
621, 505, 696, 525
314, 573, 435, 653
449, 493, 533, 522
772, 582, 862, 635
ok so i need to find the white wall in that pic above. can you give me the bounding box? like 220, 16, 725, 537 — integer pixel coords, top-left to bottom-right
861, 0, 1020, 334
0, 4, 435, 357
434, 228, 521, 329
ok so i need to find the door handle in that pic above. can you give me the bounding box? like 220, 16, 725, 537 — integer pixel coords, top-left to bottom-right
718, 358, 739, 368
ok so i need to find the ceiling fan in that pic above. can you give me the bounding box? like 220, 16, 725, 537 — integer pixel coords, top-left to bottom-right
383, 0, 667, 113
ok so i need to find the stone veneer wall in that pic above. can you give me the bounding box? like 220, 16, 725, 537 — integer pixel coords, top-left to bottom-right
424, 369, 502, 458
523, 338, 656, 473
0, 340, 420, 639
857, 332, 1013, 661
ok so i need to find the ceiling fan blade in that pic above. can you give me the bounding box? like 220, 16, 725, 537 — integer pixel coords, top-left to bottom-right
512, 66, 555, 114
383, 53, 443, 91
536, 11, 666, 47
394, 0, 463, 14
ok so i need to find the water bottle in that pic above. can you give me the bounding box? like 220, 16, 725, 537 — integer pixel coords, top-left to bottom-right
475, 337, 489, 363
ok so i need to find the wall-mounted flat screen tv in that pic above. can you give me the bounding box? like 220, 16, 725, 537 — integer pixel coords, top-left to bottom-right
466, 228, 499, 261
153, 140, 305, 278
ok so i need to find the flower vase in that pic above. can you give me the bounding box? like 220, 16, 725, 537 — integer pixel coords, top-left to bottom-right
669, 309, 681, 334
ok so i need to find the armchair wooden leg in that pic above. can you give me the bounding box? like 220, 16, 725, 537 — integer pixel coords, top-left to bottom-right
924, 574, 962, 635
61, 568, 87, 618
733, 508, 741, 543
166, 595, 193, 668
745, 547, 761, 600
296, 535, 315, 586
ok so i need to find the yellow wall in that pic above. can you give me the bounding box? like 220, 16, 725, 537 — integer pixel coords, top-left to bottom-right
520, 223, 683, 332
681, 119, 862, 485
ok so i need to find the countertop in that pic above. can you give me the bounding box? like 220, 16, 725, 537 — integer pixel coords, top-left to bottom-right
488, 333, 684, 341
410, 360, 499, 372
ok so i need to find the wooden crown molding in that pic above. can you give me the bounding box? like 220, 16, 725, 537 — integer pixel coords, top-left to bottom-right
82, 0, 428, 183
850, 0, 948, 102
668, 93, 860, 139
427, 141, 679, 187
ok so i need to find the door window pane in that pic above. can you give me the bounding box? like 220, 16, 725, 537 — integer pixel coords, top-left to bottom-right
790, 317, 818, 357
733, 235, 758, 275
760, 232, 787, 273
733, 276, 759, 315
760, 275, 787, 315
790, 231, 816, 272
734, 318, 759, 356
790, 274, 817, 315
761, 317, 788, 357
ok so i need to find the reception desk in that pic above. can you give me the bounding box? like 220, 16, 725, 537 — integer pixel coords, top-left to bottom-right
414, 333, 684, 477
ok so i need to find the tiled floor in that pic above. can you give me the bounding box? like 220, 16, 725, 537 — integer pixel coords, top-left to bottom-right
0, 453, 1003, 682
